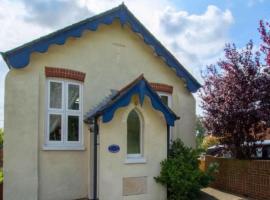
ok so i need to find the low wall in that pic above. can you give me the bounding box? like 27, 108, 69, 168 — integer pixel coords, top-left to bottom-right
201, 156, 270, 200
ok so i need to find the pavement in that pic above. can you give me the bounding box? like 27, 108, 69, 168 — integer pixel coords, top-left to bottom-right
200, 188, 250, 200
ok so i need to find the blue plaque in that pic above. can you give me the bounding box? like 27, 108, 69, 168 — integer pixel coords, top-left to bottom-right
108, 144, 120, 153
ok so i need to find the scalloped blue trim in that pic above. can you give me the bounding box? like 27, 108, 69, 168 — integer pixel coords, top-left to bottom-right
2, 4, 201, 92
102, 78, 179, 126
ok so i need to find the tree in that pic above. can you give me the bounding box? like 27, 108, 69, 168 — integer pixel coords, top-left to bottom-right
200, 41, 270, 159
195, 116, 206, 148
201, 135, 219, 150
259, 20, 270, 66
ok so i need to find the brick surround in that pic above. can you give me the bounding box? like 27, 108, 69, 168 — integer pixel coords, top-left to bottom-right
45, 67, 86, 82
201, 156, 270, 200
149, 83, 173, 94
44, 68, 173, 94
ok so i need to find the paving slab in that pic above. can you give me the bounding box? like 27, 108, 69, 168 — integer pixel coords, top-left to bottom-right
200, 187, 250, 200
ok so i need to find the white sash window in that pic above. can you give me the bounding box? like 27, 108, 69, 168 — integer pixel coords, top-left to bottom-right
44, 79, 83, 150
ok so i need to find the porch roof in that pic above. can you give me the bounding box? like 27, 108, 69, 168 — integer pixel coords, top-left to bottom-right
84, 75, 180, 126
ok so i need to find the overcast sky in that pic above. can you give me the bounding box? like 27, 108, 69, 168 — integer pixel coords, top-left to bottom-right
0, 0, 269, 128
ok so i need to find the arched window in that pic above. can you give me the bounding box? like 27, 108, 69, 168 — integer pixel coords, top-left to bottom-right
127, 109, 142, 156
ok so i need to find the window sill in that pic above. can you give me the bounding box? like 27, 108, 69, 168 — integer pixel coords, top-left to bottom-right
125, 157, 146, 164
42, 145, 85, 151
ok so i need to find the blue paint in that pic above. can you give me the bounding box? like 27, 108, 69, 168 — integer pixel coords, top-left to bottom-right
1, 4, 200, 93
108, 144, 120, 153
102, 78, 179, 126
85, 75, 180, 126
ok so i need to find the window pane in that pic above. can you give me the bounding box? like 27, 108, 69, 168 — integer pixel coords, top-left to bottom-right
68, 115, 79, 141
49, 114, 62, 141
160, 95, 168, 106
68, 84, 80, 110
50, 82, 62, 109
127, 110, 140, 154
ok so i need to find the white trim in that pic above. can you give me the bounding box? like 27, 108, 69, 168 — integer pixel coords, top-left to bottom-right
46, 113, 64, 145
42, 145, 85, 151
45, 79, 84, 149
46, 80, 65, 145
66, 82, 82, 112
157, 91, 172, 108
65, 114, 82, 144
126, 108, 144, 158
127, 154, 142, 158
48, 79, 64, 111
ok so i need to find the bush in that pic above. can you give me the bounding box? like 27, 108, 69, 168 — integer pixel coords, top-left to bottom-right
155, 139, 218, 200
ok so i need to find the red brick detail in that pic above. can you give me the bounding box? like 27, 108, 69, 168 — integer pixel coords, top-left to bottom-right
200, 156, 270, 200
150, 83, 173, 94
45, 67, 86, 82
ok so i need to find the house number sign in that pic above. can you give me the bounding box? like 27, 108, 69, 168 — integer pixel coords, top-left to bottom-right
108, 144, 120, 153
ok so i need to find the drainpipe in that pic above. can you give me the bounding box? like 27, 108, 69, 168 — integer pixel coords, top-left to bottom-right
166, 123, 170, 199
167, 124, 170, 158
93, 117, 99, 200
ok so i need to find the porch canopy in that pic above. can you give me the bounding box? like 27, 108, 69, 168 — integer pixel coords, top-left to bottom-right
84, 74, 179, 126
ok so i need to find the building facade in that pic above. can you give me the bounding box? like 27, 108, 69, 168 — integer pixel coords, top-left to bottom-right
2, 4, 200, 200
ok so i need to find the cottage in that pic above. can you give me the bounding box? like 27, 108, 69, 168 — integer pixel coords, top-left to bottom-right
1, 4, 200, 200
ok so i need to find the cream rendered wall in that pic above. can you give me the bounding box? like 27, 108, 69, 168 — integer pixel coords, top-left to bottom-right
99, 96, 167, 200
4, 20, 196, 200
4, 68, 39, 200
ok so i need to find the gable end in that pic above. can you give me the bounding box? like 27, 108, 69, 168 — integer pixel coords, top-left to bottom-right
1, 4, 201, 92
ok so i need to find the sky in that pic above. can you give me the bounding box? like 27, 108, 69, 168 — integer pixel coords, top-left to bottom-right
0, 0, 269, 128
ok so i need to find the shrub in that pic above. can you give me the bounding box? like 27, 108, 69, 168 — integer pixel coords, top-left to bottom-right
155, 139, 218, 200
